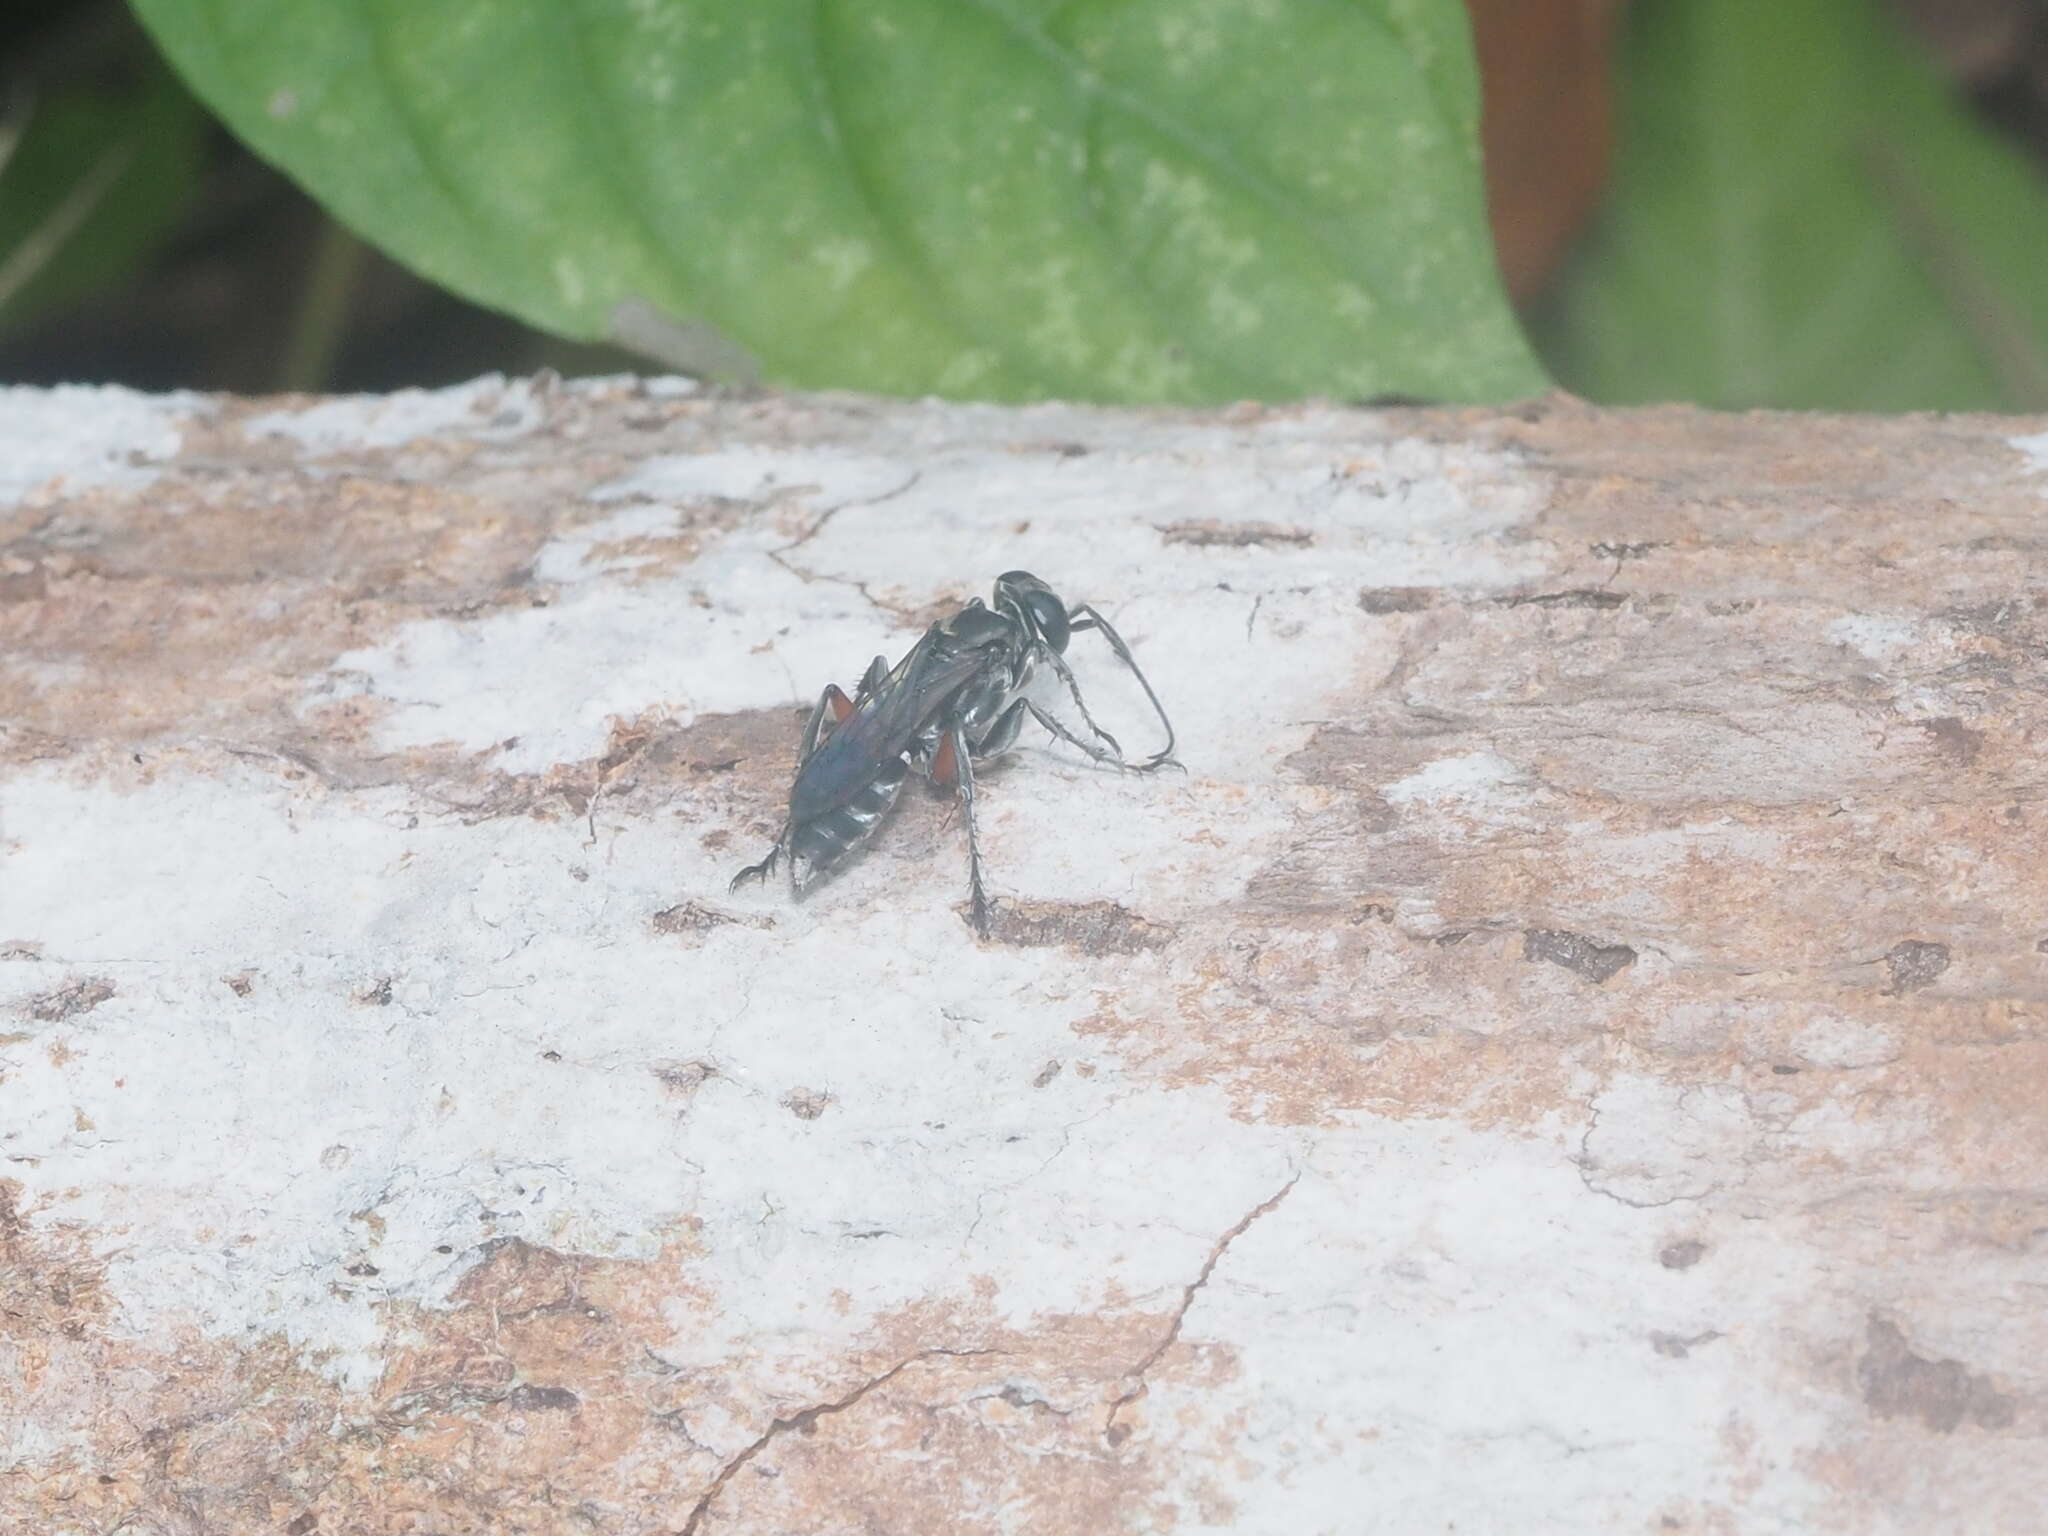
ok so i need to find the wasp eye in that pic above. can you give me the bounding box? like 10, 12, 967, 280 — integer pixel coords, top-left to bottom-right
1025, 589, 1070, 651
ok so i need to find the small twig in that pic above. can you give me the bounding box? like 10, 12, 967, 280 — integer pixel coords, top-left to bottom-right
0, 82, 33, 181
279, 217, 371, 393
1861, 135, 2048, 410
0, 137, 134, 316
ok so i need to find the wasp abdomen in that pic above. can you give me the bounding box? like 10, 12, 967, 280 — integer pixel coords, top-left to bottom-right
789, 750, 911, 885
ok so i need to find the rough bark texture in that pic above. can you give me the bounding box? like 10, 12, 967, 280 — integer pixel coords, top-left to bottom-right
3, 376, 2046, 1533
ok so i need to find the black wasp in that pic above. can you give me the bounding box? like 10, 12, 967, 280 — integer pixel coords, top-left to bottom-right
731, 571, 1177, 935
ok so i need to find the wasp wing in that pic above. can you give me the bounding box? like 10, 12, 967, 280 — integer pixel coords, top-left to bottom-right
787, 636, 987, 825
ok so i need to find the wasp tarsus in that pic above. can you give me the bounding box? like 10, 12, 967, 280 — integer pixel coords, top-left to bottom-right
730, 571, 1176, 936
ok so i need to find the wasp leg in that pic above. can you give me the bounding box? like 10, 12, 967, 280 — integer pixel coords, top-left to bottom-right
946, 723, 994, 937
970, 698, 1029, 762
1025, 699, 1129, 771
729, 840, 782, 892
1041, 646, 1127, 762
855, 655, 889, 703
1067, 602, 1179, 770
798, 683, 858, 769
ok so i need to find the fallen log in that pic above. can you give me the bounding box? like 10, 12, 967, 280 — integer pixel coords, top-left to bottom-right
2, 376, 2044, 1531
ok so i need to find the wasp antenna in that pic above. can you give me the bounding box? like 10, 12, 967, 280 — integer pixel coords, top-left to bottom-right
1067, 602, 1178, 769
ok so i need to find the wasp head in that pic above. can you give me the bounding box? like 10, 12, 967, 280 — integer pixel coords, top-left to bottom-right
995, 570, 1070, 652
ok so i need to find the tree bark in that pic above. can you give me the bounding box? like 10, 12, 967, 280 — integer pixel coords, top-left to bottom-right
3, 376, 2045, 1532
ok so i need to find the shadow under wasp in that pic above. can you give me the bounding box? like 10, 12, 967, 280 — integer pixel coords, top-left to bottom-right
731, 571, 1178, 936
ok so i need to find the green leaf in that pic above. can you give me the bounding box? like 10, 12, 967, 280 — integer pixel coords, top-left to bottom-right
128, 0, 1543, 404
1535, 0, 2048, 412
0, 62, 208, 330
